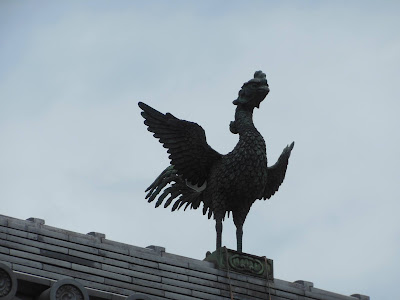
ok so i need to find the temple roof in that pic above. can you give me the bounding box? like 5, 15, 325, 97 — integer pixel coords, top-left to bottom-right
0, 214, 369, 300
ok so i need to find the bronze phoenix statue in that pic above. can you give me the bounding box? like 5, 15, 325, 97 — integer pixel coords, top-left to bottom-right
139, 71, 294, 252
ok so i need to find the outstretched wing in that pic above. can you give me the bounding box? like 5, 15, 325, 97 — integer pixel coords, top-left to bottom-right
262, 142, 294, 200
139, 102, 222, 186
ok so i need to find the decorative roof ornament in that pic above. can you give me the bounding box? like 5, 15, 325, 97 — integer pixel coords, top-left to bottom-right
139, 71, 294, 253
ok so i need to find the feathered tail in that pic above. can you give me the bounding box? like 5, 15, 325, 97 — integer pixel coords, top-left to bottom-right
145, 166, 211, 215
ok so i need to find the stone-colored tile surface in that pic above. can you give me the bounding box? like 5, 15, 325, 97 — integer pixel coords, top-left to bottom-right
0, 214, 367, 300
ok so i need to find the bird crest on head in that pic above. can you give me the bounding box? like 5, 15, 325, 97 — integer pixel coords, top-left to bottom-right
233, 70, 269, 108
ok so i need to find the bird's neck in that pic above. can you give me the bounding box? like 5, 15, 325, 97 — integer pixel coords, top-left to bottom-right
234, 106, 257, 134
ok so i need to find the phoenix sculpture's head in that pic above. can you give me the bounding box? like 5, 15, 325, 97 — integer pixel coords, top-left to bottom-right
233, 70, 269, 109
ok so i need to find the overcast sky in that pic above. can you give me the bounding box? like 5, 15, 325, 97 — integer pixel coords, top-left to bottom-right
1, 1, 399, 299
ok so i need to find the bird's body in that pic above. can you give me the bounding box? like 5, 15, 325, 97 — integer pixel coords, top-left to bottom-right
139, 71, 294, 252
205, 108, 268, 250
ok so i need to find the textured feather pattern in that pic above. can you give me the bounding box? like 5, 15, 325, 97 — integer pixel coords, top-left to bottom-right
144, 165, 208, 215
139, 102, 221, 186
140, 103, 294, 219
262, 142, 295, 200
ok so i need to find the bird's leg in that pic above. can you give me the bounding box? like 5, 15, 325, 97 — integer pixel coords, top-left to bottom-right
233, 210, 248, 253
236, 225, 243, 253
215, 218, 223, 250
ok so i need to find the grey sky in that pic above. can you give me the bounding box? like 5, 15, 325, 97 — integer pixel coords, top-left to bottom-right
1, 1, 399, 299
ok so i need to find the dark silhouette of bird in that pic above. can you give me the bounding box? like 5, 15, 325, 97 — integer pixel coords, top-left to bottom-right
139, 71, 294, 252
